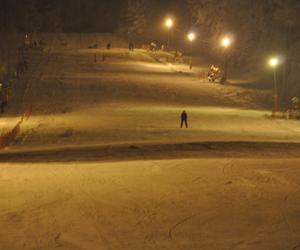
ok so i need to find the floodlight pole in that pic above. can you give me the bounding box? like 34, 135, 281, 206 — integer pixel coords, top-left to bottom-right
224, 53, 228, 81
189, 42, 193, 69
272, 67, 279, 117
167, 28, 170, 50
167, 27, 173, 51
222, 50, 229, 84
220, 37, 232, 84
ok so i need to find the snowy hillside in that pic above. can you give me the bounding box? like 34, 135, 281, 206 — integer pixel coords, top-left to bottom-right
1, 42, 300, 250
1, 47, 300, 153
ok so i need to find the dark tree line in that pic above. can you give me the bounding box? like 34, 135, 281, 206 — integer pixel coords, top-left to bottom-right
187, 0, 300, 56
0, 0, 124, 33
0, 0, 298, 42
0, 0, 299, 67
186, 0, 300, 101
0, 0, 188, 35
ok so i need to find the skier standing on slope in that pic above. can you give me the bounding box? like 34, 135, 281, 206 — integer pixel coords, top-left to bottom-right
180, 110, 188, 128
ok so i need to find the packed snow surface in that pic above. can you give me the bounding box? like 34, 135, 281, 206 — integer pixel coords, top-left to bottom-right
1, 159, 300, 250
1, 48, 300, 250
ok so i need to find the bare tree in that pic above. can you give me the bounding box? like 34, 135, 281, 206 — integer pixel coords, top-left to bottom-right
120, 0, 148, 39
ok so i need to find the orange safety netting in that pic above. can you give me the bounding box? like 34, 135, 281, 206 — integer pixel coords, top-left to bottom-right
0, 105, 32, 149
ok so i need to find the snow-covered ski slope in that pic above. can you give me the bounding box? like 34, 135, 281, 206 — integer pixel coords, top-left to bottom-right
1, 47, 300, 154
1, 47, 300, 250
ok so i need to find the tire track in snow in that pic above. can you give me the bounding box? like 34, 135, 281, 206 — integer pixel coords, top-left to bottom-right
292, 244, 300, 250
168, 213, 200, 240
47, 165, 117, 250
283, 185, 300, 250
72, 167, 129, 250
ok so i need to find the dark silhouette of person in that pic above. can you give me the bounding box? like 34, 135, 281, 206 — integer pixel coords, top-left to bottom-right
129, 41, 134, 51
180, 110, 188, 128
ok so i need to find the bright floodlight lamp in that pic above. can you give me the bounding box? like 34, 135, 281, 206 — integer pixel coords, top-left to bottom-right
221, 37, 231, 48
165, 18, 174, 29
269, 57, 279, 68
188, 32, 196, 42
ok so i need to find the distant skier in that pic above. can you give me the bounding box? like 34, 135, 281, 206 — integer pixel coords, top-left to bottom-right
180, 110, 188, 128
129, 41, 134, 51
150, 42, 157, 51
